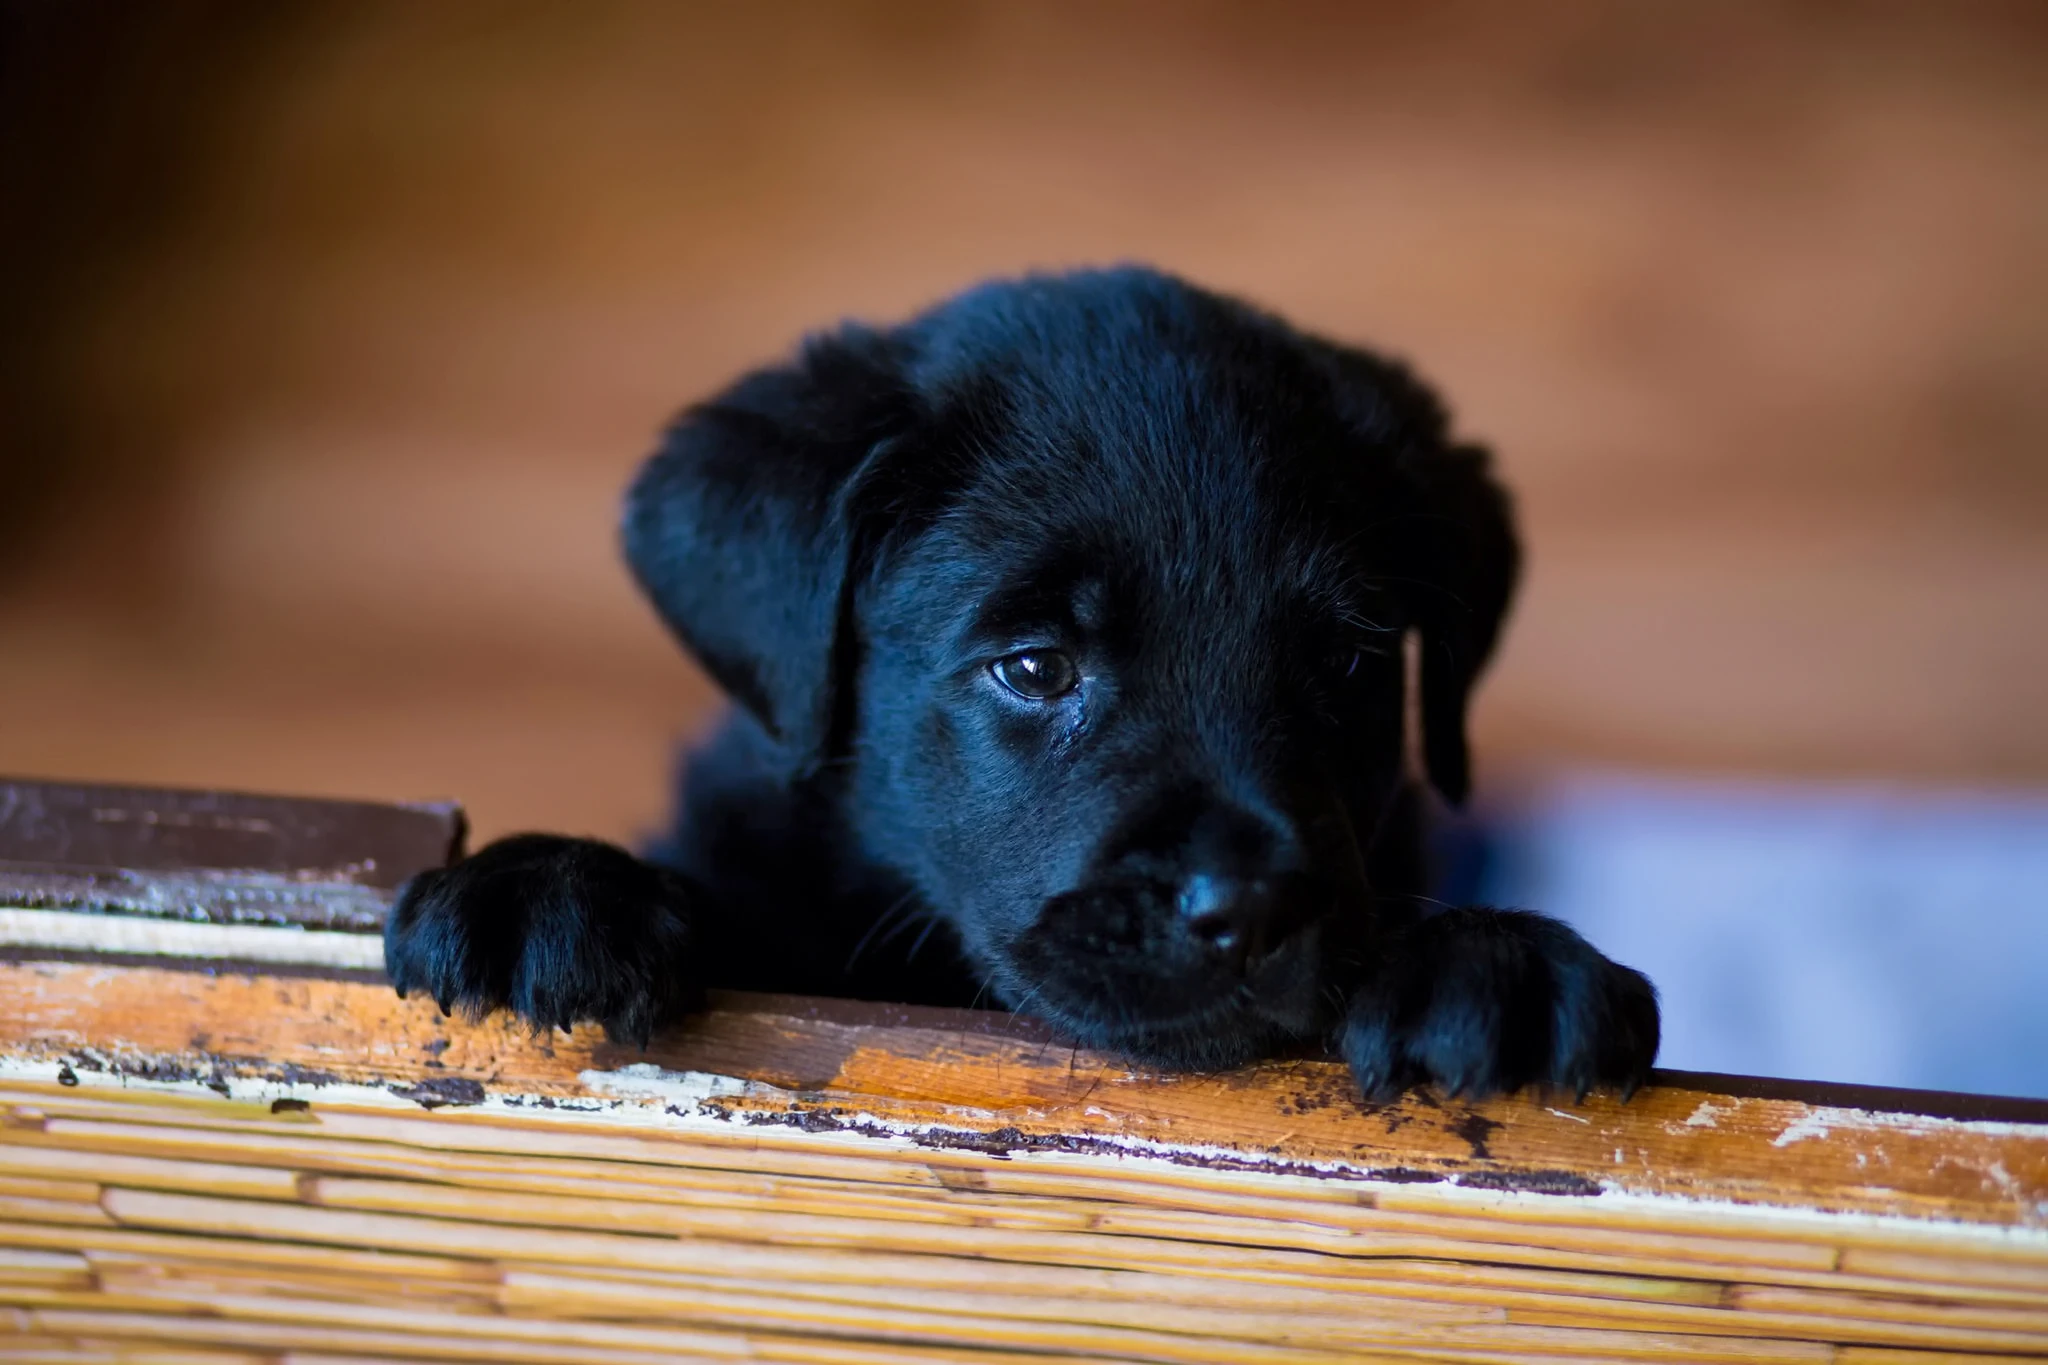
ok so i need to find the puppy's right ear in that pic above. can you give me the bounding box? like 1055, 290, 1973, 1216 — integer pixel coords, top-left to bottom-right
622, 326, 915, 764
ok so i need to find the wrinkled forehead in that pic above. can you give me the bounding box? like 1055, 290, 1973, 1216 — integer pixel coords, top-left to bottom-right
877, 440, 1396, 658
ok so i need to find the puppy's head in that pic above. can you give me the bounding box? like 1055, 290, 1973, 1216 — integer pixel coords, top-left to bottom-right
626, 268, 1517, 1066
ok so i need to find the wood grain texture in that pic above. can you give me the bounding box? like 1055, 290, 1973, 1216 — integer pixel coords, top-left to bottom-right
0, 958, 2044, 1363
0, 776, 464, 935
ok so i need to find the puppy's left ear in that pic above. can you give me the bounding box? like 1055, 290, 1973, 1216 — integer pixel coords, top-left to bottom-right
1311, 340, 1520, 807
1398, 439, 1520, 806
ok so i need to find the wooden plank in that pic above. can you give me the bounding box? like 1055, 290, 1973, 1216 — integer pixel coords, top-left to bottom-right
0, 959, 2042, 1362
1, 777, 2044, 1362
3, 962, 2041, 1228
0, 777, 462, 934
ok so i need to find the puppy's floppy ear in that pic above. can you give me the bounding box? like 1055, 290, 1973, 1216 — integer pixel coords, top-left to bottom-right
622, 325, 915, 763
1397, 439, 1520, 806
1311, 342, 1521, 806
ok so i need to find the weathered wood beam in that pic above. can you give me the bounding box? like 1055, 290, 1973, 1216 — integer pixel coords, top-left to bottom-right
1, 777, 2043, 1363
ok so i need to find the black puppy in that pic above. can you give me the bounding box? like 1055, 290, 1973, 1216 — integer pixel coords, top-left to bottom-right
385, 267, 1658, 1101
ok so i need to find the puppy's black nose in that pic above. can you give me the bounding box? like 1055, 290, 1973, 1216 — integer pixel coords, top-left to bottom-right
1177, 873, 1277, 969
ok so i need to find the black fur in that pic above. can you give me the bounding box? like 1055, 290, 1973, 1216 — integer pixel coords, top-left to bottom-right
385, 267, 1659, 1101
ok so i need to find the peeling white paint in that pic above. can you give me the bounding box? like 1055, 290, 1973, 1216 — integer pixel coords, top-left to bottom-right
1790, 1104, 2045, 1143
0, 907, 384, 970
1684, 1101, 1723, 1128
1544, 1107, 1591, 1125
578, 1062, 747, 1107
1773, 1113, 1833, 1147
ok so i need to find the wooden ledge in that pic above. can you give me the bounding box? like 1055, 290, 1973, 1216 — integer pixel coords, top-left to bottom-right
1, 958, 2046, 1363
2, 778, 2044, 1361
3, 960, 2045, 1230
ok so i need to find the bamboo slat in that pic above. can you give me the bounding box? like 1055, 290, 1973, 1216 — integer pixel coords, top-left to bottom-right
0, 958, 2044, 1363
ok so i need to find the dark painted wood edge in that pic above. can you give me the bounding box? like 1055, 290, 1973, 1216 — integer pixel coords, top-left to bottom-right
0, 775, 465, 890
0, 867, 394, 931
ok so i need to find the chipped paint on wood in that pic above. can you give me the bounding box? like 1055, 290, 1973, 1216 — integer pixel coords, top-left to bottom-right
2, 959, 2047, 1360
1, 960, 2045, 1230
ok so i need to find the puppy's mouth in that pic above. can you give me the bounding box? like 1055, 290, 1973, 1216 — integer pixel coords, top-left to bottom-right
990, 883, 1339, 1070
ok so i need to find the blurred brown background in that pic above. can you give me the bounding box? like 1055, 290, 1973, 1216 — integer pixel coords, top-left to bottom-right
4, 1, 2044, 845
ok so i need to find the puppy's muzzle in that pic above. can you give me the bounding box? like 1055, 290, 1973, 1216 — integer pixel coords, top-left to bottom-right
1005, 868, 1330, 1024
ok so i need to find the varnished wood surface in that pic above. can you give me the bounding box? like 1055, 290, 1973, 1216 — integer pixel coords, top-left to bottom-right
0, 959, 2044, 1363
3, 961, 2043, 1226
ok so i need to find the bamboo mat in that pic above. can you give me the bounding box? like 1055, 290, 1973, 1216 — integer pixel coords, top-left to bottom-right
0, 961, 2042, 1363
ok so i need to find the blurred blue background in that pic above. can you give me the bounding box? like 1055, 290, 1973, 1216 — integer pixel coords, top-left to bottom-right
1478, 776, 2048, 1098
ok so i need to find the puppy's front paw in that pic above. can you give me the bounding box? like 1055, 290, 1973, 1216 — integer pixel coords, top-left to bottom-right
1339, 907, 1658, 1103
383, 834, 702, 1046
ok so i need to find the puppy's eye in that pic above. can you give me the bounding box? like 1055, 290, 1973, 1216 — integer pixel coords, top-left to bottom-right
1333, 643, 1390, 680
991, 650, 1079, 700
1324, 646, 1366, 680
